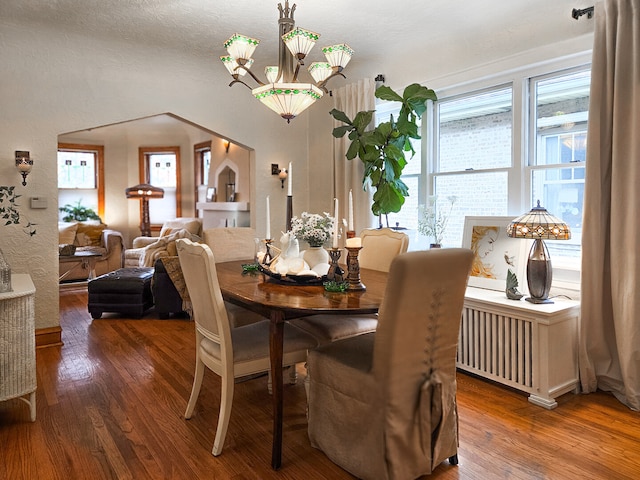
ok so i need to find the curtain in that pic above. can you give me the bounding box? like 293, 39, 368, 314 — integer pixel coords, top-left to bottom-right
579, 0, 640, 410
332, 78, 376, 233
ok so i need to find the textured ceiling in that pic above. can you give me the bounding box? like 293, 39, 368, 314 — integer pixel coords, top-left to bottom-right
1, 0, 594, 82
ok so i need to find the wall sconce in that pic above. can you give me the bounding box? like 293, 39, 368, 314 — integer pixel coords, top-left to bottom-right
278, 168, 288, 188
223, 139, 230, 153
15, 151, 33, 186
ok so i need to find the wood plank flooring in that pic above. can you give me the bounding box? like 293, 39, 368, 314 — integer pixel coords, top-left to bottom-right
1, 285, 639, 479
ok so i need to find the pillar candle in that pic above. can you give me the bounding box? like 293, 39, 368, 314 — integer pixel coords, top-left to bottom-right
333, 197, 339, 248
345, 237, 362, 248
348, 189, 354, 231
266, 195, 271, 239
287, 162, 292, 196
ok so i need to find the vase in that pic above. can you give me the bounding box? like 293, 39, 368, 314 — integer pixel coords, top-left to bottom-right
303, 246, 329, 268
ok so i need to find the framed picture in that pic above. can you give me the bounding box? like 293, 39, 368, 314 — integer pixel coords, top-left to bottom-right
462, 216, 529, 292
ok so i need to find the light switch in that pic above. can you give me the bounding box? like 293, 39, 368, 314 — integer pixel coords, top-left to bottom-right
30, 197, 48, 209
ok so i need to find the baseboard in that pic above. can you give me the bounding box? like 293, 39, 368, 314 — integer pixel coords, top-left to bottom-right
36, 326, 63, 348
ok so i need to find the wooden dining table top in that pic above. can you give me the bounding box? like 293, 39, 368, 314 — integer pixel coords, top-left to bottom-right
215, 259, 389, 319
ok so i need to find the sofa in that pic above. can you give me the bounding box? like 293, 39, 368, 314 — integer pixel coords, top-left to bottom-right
58, 221, 124, 282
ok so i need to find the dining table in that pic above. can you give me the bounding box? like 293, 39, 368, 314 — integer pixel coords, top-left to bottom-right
214, 259, 389, 470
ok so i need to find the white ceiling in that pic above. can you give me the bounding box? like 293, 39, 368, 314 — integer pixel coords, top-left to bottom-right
2, 0, 594, 83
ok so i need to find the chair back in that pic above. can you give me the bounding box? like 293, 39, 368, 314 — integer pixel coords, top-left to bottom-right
176, 239, 232, 354
203, 227, 257, 263
358, 228, 409, 272
372, 248, 473, 467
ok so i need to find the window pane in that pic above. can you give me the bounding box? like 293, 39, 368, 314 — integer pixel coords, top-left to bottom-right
148, 154, 177, 187
383, 175, 420, 230
57, 151, 96, 189
202, 150, 211, 186
531, 168, 583, 258
433, 172, 508, 247
438, 87, 512, 172
534, 70, 590, 166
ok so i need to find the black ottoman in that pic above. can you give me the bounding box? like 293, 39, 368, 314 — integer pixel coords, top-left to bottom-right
88, 267, 154, 319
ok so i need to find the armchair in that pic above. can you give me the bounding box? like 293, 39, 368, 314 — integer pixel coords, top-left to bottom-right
124, 218, 202, 267
307, 249, 474, 479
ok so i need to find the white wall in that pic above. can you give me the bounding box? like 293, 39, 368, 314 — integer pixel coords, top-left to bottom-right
0, 21, 310, 330
0, 11, 594, 332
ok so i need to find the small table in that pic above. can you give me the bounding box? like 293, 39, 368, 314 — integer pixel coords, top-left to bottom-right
0, 274, 36, 421
215, 260, 388, 470
59, 251, 102, 281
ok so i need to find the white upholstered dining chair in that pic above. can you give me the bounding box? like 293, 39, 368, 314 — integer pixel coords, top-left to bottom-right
289, 227, 409, 344
176, 238, 317, 456
307, 248, 474, 479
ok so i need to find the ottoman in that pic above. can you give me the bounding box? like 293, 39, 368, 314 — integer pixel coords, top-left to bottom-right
88, 267, 154, 319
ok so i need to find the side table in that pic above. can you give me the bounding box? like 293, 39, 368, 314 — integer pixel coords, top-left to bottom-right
0, 274, 36, 421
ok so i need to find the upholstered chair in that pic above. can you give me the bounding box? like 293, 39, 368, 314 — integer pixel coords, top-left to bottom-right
307, 248, 473, 480
290, 227, 409, 344
176, 239, 317, 456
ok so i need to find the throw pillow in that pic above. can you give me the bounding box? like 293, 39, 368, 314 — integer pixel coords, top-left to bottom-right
58, 222, 78, 245
75, 222, 107, 247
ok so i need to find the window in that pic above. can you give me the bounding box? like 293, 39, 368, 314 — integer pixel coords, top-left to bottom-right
139, 146, 181, 229
57, 143, 105, 220
434, 86, 513, 246
529, 69, 590, 261
194, 141, 212, 210
383, 63, 590, 288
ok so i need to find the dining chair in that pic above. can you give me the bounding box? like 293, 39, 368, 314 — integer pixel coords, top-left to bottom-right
307, 248, 474, 480
289, 227, 409, 345
176, 238, 318, 456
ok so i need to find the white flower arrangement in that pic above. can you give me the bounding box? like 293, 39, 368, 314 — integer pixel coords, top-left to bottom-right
289, 211, 334, 247
418, 195, 457, 246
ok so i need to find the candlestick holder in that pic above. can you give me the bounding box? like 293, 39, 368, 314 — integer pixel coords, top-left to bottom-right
326, 248, 344, 282
345, 246, 366, 291
262, 239, 276, 266
346, 230, 356, 239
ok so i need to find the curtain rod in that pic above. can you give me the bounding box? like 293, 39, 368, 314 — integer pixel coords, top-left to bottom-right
572, 7, 594, 20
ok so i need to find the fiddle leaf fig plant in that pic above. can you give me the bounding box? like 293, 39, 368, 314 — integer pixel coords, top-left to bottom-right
330, 83, 437, 219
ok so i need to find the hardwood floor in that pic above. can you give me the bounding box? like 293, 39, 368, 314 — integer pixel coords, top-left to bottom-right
1, 285, 639, 479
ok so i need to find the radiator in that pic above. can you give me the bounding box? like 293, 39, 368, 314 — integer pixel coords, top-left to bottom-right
457, 304, 535, 392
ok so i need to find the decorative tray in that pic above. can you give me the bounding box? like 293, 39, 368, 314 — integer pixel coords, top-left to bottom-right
257, 263, 326, 285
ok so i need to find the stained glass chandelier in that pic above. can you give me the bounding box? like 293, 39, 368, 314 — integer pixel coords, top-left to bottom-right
221, 1, 353, 123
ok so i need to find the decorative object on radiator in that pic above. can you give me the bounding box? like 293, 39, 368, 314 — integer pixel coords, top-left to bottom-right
507, 201, 571, 304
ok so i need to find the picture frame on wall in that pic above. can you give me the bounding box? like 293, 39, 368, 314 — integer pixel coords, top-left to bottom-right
462, 216, 529, 292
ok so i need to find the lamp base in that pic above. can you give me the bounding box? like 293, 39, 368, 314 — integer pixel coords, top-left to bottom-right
525, 296, 554, 305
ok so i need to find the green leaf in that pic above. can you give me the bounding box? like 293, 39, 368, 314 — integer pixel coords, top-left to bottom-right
352, 110, 375, 132
332, 125, 351, 138
375, 85, 404, 103
329, 108, 352, 125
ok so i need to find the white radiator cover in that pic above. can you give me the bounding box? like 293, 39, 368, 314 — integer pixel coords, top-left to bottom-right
457, 287, 580, 409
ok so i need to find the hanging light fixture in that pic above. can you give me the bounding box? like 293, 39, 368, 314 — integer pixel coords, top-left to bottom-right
221, 1, 353, 123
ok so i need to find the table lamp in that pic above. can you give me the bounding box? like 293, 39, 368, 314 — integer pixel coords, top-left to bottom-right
125, 183, 164, 237
506, 201, 571, 304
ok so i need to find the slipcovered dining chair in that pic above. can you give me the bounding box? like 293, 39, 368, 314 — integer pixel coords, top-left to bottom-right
307, 248, 473, 480
289, 227, 409, 344
176, 238, 317, 456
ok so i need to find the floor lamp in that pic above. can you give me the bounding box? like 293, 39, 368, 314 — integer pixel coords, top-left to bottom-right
125, 183, 164, 237
506, 201, 571, 304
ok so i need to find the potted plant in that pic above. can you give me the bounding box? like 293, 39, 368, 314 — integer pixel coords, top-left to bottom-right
330, 83, 437, 226
418, 195, 457, 248
59, 200, 101, 222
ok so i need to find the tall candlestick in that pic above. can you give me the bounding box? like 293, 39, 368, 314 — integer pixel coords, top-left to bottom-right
266, 195, 271, 239
287, 162, 292, 196
348, 189, 354, 231
332, 197, 339, 248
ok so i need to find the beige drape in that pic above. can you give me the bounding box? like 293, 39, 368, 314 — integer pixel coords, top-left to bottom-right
332, 78, 376, 232
579, 0, 640, 410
